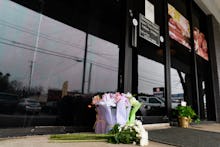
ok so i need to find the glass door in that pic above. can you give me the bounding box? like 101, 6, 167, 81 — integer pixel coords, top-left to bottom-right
138, 55, 165, 118
132, 0, 167, 123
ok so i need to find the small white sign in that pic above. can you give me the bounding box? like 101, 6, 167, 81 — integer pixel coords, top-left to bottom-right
145, 0, 154, 23
160, 36, 164, 43
181, 101, 187, 106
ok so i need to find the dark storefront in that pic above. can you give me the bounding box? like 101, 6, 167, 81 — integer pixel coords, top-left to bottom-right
0, 0, 220, 135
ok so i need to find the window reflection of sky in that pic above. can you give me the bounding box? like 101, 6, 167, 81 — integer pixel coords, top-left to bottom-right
0, 1, 183, 95
138, 55, 165, 95
0, 0, 118, 93
170, 68, 184, 95
138, 55, 184, 95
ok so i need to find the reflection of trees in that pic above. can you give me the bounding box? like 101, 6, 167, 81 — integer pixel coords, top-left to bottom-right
177, 70, 186, 99
176, 70, 192, 105
0, 72, 11, 91
0, 71, 43, 98
10, 80, 23, 91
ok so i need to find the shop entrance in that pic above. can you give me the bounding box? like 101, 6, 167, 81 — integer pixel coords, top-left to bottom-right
129, 0, 168, 123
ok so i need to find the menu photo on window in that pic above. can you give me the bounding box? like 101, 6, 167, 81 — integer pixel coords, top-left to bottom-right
193, 27, 208, 60
168, 3, 191, 49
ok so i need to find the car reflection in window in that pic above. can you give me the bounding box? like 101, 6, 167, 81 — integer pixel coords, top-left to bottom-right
16, 98, 41, 115
137, 96, 165, 116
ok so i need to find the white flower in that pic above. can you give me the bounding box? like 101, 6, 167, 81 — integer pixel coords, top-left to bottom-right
125, 92, 133, 98
118, 126, 122, 132
133, 126, 140, 133
135, 120, 142, 126
140, 131, 149, 146
133, 126, 138, 131
140, 138, 149, 146
126, 123, 133, 126
136, 134, 141, 138
130, 97, 139, 106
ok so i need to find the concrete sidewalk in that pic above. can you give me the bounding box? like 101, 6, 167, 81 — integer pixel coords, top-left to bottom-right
0, 122, 220, 147
189, 121, 220, 133
0, 135, 174, 147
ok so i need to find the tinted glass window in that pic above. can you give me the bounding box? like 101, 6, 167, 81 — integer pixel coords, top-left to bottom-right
138, 55, 165, 117
170, 68, 184, 106
0, 0, 85, 127
0, 0, 119, 131
83, 35, 119, 93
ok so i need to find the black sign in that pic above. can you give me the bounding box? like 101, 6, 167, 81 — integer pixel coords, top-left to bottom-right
139, 13, 160, 46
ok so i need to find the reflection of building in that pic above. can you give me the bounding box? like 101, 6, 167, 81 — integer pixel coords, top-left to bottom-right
47, 89, 62, 101
47, 89, 77, 101
0, 0, 220, 135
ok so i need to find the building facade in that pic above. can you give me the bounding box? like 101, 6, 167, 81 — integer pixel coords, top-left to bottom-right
0, 0, 220, 135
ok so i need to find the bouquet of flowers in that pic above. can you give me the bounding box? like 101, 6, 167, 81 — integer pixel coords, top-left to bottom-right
92, 92, 142, 133
108, 120, 148, 146
50, 119, 149, 146
50, 92, 149, 146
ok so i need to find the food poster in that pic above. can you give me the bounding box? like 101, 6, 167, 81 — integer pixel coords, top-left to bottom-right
168, 4, 191, 49
193, 27, 208, 60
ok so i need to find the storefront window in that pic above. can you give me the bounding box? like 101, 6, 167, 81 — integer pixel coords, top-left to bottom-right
192, 2, 214, 120
168, 0, 193, 108
83, 35, 119, 94
170, 68, 184, 105
0, 0, 86, 127
138, 55, 165, 116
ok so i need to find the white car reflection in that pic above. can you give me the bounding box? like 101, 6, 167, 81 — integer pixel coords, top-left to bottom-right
138, 96, 165, 109
16, 98, 41, 114
137, 96, 180, 116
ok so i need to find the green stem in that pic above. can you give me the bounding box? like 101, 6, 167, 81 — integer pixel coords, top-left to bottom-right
50, 133, 114, 141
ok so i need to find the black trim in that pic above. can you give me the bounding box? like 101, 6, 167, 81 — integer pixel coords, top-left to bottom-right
118, 0, 127, 92
81, 33, 88, 93
163, 0, 172, 119
207, 15, 219, 122
119, 0, 133, 93
187, 0, 200, 117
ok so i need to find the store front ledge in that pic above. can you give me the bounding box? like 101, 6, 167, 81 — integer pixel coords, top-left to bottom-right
143, 123, 170, 130
0, 126, 93, 138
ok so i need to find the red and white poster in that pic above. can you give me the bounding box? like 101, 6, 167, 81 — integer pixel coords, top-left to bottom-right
168, 4, 191, 49
193, 27, 209, 60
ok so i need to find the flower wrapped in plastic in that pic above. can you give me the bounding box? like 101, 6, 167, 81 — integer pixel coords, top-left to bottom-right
116, 93, 131, 126
92, 92, 141, 134
99, 93, 117, 133
92, 95, 106, 134
92, 95, 107, 134
51, 93, 148, 146
92, 93, 116, 133
125, 93, 142, 125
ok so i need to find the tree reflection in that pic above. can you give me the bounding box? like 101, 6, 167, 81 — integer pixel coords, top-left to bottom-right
0, 71, 43, 98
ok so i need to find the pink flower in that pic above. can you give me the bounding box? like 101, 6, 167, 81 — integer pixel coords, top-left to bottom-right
114, 92, 122, 103
92, 95, 101, 105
